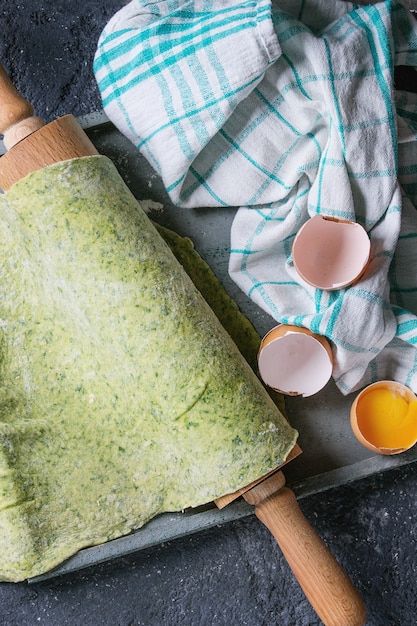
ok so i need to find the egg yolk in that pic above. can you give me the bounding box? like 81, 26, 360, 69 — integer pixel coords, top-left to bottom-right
356, 389, 417, 450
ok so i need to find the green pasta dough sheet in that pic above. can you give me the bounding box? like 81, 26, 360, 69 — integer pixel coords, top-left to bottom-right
0, 156, 298, 581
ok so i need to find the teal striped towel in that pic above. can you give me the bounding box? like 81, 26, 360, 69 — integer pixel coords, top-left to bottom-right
94, 0, 417, 395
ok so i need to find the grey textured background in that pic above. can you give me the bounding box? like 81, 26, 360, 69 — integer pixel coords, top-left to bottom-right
1, 2, 417, 625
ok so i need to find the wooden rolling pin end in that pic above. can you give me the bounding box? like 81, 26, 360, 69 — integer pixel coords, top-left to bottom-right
251, 484, 367, 626
0, 114, 99, 191
0, 63, 98, 190
3, 115, 45, 150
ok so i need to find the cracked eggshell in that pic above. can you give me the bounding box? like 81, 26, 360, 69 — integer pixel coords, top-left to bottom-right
258, 325, 333, 397
292, 215, 370, 290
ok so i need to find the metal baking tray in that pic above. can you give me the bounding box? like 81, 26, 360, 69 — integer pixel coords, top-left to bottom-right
3, 111, 415, 581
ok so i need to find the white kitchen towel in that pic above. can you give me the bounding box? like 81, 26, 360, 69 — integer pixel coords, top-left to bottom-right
94, 0, 417, 395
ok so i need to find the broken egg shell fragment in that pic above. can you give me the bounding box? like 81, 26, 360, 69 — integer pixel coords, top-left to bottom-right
292, 215, 371, 291
257, 325, 333, 397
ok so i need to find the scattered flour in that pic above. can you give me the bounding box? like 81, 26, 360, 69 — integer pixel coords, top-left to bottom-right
139, 199, 164, 214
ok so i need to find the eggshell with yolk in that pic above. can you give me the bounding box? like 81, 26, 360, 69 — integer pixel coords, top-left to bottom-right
350, 381, 417, 455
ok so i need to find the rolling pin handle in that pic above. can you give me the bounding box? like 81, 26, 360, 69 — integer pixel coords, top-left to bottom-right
253, 485, 367, 626
0, 63, 45, 149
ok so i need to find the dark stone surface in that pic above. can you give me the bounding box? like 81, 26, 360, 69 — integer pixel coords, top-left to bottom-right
0, 2, 417, 625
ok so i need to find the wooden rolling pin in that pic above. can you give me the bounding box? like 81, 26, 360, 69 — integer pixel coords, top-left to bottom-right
216, 464, 367, 626
0, 63, 98, 189
0, 63, 367, 626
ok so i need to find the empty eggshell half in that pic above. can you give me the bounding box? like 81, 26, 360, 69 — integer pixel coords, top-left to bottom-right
258, 325, 333, 397
350, 381, 417, 455
292, 215, 370, 290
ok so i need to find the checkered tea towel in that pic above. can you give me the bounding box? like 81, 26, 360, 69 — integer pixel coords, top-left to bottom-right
94, 0, 417, 395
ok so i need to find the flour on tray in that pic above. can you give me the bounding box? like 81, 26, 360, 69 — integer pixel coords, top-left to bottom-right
140, 199, 164, 214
